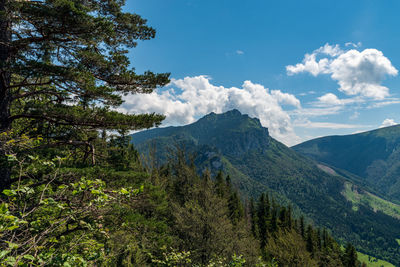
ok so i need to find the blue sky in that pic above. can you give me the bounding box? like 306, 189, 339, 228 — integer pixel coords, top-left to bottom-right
120, 0, 400, 145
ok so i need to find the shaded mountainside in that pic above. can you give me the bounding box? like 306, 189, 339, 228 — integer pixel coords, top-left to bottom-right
132, 109, 270, 156
131, 110, 400, 265
293, 125, 400, 202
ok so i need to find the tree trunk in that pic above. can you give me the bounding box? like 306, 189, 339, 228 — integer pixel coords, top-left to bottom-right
0, 0, 11, 190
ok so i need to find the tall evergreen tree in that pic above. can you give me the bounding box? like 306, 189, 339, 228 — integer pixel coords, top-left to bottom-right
343, 243, 358, 267
0, 0, 170, 189
249, 197, 258, 238
306, 225, 314, 256
300, 215, 305, 238
214, 170, 225, 197
228, 191, 244, 225
257, 193, 268, 247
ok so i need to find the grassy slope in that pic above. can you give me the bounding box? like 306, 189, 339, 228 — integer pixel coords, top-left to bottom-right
342, 182, 400, 219
357, 251, 395, 267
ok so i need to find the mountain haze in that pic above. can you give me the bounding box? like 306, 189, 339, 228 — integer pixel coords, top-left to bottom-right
131, 110, 400, 265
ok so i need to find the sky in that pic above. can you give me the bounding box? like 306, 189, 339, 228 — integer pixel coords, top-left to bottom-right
119, 0, 400, 146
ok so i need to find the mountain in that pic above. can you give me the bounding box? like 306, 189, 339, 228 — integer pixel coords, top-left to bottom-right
293, 125, 400, 203
131, 110, 400, 265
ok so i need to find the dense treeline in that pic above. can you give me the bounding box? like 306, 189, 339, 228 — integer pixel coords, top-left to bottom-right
249, 192, 360, 266
1, 132, 364, 266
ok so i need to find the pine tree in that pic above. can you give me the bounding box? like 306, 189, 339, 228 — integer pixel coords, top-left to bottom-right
300, 216, 305, 238
228, 191, 244, 225
257, 193, 268, 248
215, 170, 225, 197
249, 198, 258, 238
270, 208, 278, 233
306, 225, 314, 257
279, 207, 287, 229
316, 228, 322, 250
0, 0, 170, 189
343, 243, 358, 267
287, 204, 293, 229
225, 174, 232, 188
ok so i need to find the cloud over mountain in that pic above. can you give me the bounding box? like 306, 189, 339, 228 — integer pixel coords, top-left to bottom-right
118, 75, 301, 145
380, 118, 398, 128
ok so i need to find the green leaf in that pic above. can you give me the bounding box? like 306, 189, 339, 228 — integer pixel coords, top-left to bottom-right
23, 255, 35, 261
5, 256, 16, 265
6, 225, 19, 231
7, 242, 19, 250
0, 203, 8, 214
0, 250, 9, 259
2, 189, 16, 197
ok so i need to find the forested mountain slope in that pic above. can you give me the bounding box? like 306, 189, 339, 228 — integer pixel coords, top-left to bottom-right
293, 125, 400, 203
132, 110, 400, 265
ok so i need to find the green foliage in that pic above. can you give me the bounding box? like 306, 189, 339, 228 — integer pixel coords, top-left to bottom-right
151, 247, 192, 266
0, 137, 143, 266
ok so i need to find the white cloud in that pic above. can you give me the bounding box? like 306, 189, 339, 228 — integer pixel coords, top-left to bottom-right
367, 99, 400, 109
286, 44, 398, 100
271, 90, 301, 107
236, 50, 244, 55
315, 93, 363, 107
289, 106, 343, 117
315, 43, 343, 57
345, 42, 362, 48
380, 118, 398, 128
350, 111, 360, 120
119, 75, 301, 145
294, 119, 368, 129
318, 93, 343, 105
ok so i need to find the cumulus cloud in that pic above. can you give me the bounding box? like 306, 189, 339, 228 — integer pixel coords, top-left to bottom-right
271, 90, 301, 107
236, 50, 244, 55
315, 93, 363, 107
286, 44, 398, 100
318, 93, 343, 105
118, 75, 301, 145
380, 118, 398, 128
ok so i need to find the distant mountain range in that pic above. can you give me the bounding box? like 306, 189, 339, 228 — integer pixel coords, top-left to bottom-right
131, 110, 400, 265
